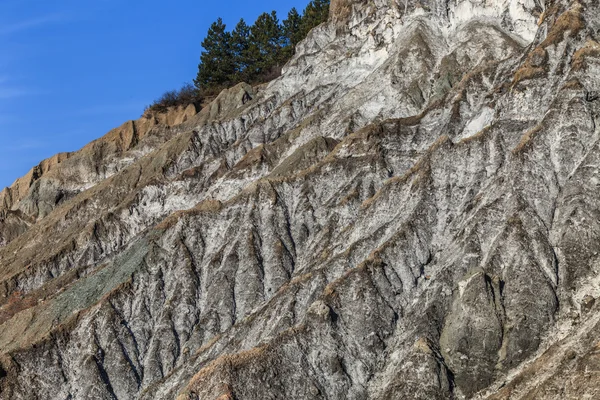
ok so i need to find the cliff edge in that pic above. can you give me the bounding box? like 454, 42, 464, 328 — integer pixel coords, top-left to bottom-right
1, 1, 599, 399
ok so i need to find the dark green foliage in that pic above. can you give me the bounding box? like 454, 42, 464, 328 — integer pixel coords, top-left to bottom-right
145, 83, 202, 114
300, 0, 330, 38
194, 18, 235, 92
282, 8, 303, 59
247, 11, 286, 80
191, 1, 330, 96
230, 19, 252, 83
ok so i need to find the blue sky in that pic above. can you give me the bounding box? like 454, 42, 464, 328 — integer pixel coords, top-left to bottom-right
0, 0, 309, 189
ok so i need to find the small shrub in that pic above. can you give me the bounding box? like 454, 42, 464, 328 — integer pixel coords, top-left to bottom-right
145, 83, 203, 115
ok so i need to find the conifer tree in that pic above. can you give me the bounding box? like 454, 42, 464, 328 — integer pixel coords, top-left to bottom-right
283, 8, 303, 49
299, 0, 330, 38
192, 2, 332, 94
194, 18, 235, 93
248, 11, 286, 80
230, 18, 251, 82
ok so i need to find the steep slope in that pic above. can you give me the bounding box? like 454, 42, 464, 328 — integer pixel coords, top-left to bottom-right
0, 103, 200, 246
1, 0, 599, 399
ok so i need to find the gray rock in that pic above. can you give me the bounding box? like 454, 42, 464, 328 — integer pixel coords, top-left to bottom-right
0, 0, 599, 399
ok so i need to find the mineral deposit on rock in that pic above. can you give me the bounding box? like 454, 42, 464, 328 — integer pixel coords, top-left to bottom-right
1, 0, 599, 399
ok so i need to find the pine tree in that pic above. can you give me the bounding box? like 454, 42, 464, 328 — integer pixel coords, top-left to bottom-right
194, 18, 235, 93
248, 11, 286, 81
280, 8, 303, 60
230, 18, 251, 82
283, 8, 303, 49
299, 0, 330, 38
191, 3, 331, 92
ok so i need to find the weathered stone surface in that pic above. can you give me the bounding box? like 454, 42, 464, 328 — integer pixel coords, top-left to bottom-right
0, 0, 600, 399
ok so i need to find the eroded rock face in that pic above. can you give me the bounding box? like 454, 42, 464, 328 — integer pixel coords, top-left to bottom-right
0, 104, 196, 246
0, 0, 599, 399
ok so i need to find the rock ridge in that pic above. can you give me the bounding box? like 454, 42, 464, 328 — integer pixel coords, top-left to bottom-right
0, 0, 599, 399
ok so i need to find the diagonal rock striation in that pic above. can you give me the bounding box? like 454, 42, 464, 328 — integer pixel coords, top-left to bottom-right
1, 0, 600, 399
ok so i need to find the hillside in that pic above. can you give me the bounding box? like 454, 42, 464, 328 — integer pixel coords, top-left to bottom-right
1, 0, 600, 399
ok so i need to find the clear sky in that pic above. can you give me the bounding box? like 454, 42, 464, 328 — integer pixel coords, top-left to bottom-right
0, 0, 309, 189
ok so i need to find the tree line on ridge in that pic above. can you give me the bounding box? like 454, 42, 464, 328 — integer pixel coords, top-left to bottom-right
146, 0, 330, 114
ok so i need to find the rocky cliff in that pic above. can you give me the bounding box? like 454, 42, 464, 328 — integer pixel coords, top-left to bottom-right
0, 0, 599, 398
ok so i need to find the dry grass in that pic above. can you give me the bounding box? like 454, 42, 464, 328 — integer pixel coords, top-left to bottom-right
414, 337, 434, 355
360, 135, 450, 210
512, 3, 584, 86
513, 123, 545, 154
512, 47, 548, 85
184, 323, 309, 396
155, 199, 223, 230
0, 261, 90, 325
329, 0, 353, 24
572, 40, 600, 71
448, 61, 501, 119
562, 78, 584, 90
339, 187, 360, 206
459, 124, 493, 145
540, 2, 584, 49
232, 145, 265, 172
513, 65, 546, 84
